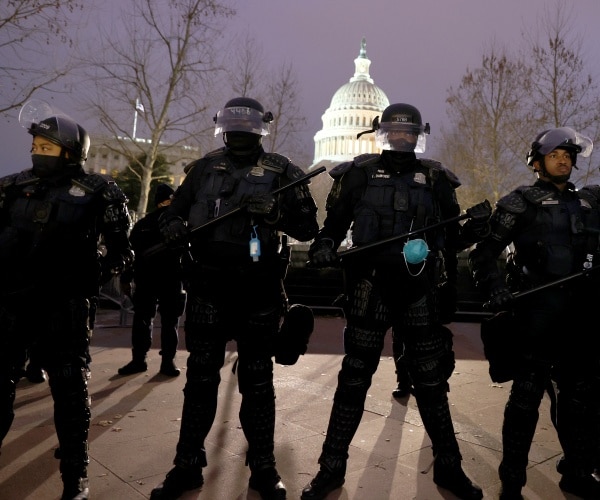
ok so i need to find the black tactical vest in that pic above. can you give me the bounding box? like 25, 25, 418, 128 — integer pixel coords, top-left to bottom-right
187, 151, 286, 254
509, 185, 588, 277
351, 156, 443, 257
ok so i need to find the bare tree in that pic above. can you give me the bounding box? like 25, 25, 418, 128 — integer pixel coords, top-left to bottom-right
0, 0, 82, 115
223, 33, 311, 168
439, 0, 600, 206
75, 0, 235, 215
523, 0, 600, 185
227, 32, 263, 99
441, 42, 533, 207
263, 62, 309, 165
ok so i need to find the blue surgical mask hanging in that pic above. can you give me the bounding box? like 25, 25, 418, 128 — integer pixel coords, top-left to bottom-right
403, 238, 429, 264
403, 238, 429, 276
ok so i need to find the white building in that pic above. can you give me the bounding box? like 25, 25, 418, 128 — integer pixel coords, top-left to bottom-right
309, 37, 390, 226
312, 37, 389, 166
85, 136, 197, 189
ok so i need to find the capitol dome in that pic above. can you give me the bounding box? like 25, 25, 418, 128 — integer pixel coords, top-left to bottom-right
329, 73, 389, 113
312, 37, 389, 164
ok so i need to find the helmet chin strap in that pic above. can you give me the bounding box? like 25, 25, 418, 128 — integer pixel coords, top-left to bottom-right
536, 160, 571, 184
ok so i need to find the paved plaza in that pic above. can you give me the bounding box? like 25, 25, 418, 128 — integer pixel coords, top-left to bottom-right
0, 307, 575, 499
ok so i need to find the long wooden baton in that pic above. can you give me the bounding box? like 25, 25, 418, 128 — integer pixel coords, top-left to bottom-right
339, 212, 470, 260
143, 166, 327, 257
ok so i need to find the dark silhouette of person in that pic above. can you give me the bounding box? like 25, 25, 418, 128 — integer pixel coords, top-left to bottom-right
118, 183, 187, 377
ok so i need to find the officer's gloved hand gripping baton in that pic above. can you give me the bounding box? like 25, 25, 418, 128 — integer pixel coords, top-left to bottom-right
144, 166, 326, 258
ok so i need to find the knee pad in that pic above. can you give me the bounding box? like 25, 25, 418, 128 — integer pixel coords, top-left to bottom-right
48, 364, 91, 413
405, 326, 452, 388
184, 342, 224, 400
343, 324, 386, 357
237, 357, 274, 398
333, 353, 375, 405
509, 373, 547, 412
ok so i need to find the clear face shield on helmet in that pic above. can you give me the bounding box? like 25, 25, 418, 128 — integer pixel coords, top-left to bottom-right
534, 126, 593, 158
375, 121, 429, 153
214, 106, 271, 136
19, 99, 89, 176
19, 98, 86, 156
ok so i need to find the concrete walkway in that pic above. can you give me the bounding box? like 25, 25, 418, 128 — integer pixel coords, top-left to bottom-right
0, 307, 574, 499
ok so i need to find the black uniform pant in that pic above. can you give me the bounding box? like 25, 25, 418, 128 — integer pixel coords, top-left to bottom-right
129, 279, 186, 360
499, 287, 599, 486
171, 265, 284, 472
318, 270, 460, 473
0, 295, 92, 479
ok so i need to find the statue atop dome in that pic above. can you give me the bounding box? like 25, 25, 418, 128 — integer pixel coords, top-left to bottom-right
353, 37, 372, 82
359, 36, 367, 58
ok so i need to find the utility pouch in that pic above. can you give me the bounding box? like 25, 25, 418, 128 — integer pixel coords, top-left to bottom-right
480, 310, 519, 383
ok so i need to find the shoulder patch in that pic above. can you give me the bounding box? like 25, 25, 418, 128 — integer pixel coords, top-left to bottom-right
497, 189, 528, 214
14, 169, 39, 186
259, 152, 290, 173
329, 161, 354, 179
419, 158, 443, 171
419, 158, 461, 188
285, 162, 308, 181
522, 185, 555, 205
102, 182, 128, 203
184, 158, 202, 174
353, 153, 380, 167
0, 172, 22, 189
72, 173, 111, 194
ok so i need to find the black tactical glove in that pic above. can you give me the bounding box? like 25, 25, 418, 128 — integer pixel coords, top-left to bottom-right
437, 280, 458, 324
159, 215, 189, 247
487, 283, 514, 313
465, 199, 492, 238
246, 194, 277, 216
307, 237, 339, 268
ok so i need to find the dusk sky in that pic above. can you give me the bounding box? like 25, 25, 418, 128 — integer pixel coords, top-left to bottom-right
2, 0, 600, 175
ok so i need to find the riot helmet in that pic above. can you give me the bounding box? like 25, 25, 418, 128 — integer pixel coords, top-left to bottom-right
374, 103, 430, 153
28, 116, 90, 167
526, 126, 593, 167
214, 97, 273, 137
214, 97, 273, 154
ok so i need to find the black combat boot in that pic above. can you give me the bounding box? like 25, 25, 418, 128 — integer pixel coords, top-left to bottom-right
25, 363, 47, 384
499, 482, 523, 500
559, 472, 600, 499
118, 357, 147, 375
159, 357, 180, 377
301, 468, 345, 500
248, 466, 286, 499
392, 379, 412, 399
61, 475, 89, 500
433, 460, 483, 500
150, 465, 203, 499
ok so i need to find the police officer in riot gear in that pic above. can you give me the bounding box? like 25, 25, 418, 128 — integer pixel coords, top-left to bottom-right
118, 183, 187, 377
150, 97, 319, 500
469, 127, 600, 499
0, 109, 133, 500
302, 103, 490, 500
